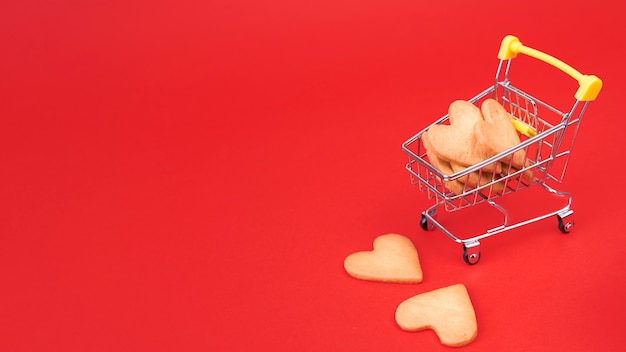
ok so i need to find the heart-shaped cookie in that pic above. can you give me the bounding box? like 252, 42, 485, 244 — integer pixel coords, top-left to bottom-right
427, 100, 500, 174
475, 98, 527, 169
395, 283, 477, 347
450, 161, 505, 193
344, 234, 423, 284
422, 132, 465, 195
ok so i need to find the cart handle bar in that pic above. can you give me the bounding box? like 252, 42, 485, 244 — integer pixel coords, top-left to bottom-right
498, 35, 602, 101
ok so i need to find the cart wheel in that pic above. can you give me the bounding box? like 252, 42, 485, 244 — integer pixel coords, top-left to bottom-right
557, 215, 574, 234
463, 245, 481, 265
420, 214, 430, 231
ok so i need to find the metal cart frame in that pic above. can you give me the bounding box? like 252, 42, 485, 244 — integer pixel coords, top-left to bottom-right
401, 35, 602, 264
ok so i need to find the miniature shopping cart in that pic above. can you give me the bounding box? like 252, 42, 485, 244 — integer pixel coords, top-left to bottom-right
402, 35, 602, 264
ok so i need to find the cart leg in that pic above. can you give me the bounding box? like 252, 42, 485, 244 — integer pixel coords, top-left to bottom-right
557, 209, 575, 234
540, 183, 575, 234
463, 240, 481, 265
420, 207, 438, 231
486, 199, 509, 233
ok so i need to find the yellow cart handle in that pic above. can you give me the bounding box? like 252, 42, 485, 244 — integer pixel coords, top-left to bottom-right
498, 35, 602, 101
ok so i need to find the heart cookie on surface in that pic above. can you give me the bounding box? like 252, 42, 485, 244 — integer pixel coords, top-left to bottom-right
395, 283, 477, 347
344, 234, 423, 284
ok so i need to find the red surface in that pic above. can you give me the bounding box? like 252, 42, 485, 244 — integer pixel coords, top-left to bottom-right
1, 1, 625, 351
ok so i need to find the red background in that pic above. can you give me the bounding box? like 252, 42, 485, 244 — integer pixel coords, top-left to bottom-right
1, 0, 625, 351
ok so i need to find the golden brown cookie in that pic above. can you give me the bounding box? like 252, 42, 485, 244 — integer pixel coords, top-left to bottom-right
344, 234, 423, 284
422, 132, 465, 195
427, 101, 487, 166
475, 98, 527, 169
450, 162, 505, 193
427, 100, 501, 174
395, 283, 478, 347
501, 163, 534, 183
